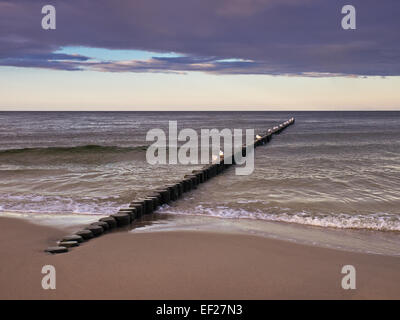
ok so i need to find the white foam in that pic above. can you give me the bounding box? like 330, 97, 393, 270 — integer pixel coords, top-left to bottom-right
2, 193, 400, 232
159, 205, 400, 232
0, 193, 121, 215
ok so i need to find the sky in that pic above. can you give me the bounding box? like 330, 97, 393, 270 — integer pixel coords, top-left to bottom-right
0, 0, 399, 110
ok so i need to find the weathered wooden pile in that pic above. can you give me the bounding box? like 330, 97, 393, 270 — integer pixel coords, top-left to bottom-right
45, 117, 295, 254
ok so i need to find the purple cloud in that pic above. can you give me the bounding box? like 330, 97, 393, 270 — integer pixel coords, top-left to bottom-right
0, 0, 399, 76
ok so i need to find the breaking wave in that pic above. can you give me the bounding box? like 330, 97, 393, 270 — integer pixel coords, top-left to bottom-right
0, 144, 148, 155
160, 205, 400, 232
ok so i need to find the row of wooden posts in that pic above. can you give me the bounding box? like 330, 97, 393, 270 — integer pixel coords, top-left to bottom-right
45, 117, 295, 254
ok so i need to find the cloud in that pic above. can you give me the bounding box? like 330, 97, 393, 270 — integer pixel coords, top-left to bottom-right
0, 0, 399, 76
89, 56, 353, 77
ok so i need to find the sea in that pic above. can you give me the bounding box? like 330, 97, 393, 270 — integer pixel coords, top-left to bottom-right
0, 111, 399, 255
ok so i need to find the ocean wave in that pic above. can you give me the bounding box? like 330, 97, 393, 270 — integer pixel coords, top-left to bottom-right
0, 193, 122, 215
0, 144, 148, 155
159, 205, 400, 232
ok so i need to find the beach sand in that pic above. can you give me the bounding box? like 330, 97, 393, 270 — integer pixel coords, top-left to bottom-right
0, 216, 399, 300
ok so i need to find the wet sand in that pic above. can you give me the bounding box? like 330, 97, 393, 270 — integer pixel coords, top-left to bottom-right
0, 217, 399, 299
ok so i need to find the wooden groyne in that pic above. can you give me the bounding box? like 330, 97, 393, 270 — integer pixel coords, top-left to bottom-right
45, 117, 295, 254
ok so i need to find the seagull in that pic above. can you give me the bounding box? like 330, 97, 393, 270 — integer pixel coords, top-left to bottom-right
211, 150, 224, 163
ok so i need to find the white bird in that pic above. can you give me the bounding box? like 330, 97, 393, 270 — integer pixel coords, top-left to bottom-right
212, 150, 224, 163
256, 134, 262, 140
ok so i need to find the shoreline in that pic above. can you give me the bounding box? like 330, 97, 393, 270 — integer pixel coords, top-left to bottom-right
1, 216, 399, 299
2, 210, 400, 257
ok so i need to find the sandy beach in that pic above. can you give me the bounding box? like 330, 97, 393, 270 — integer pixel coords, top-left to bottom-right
1, 0, 400, 305
1, 216, 399, 300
